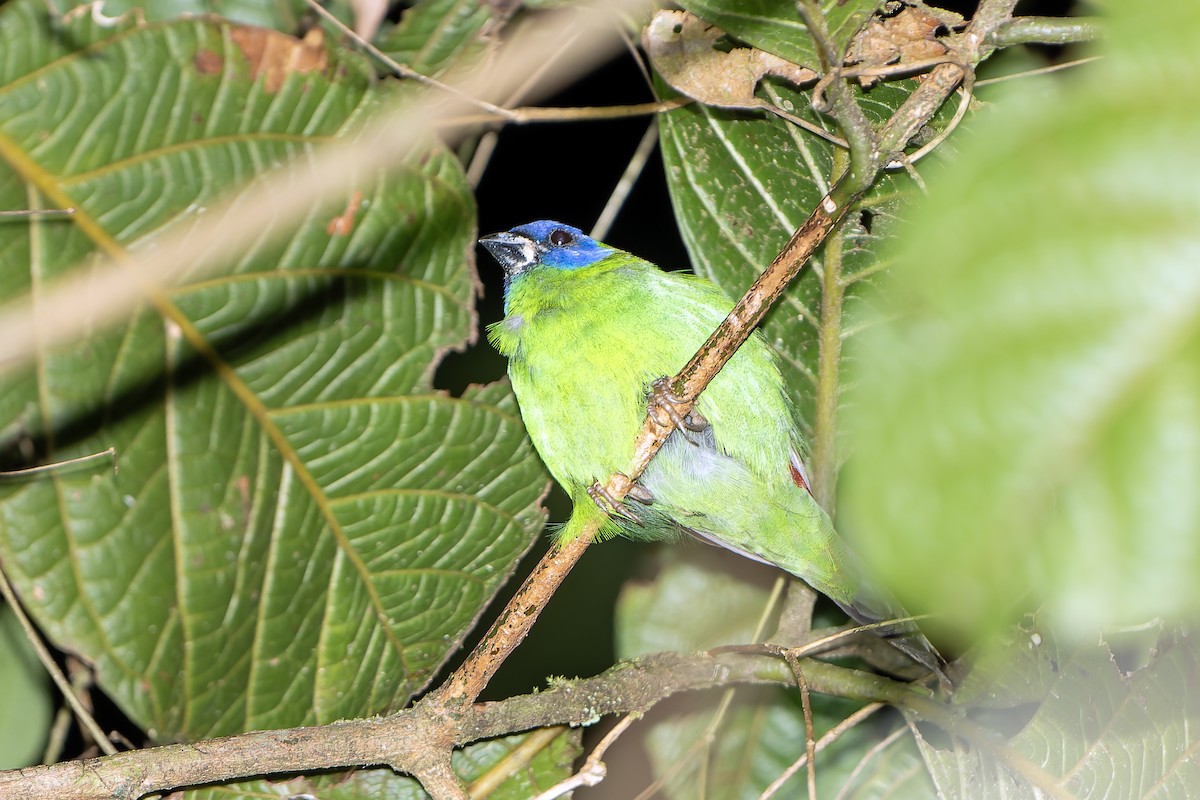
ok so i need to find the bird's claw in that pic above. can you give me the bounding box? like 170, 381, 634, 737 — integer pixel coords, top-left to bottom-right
587, 475, 653, 524
648, 377, 710, 442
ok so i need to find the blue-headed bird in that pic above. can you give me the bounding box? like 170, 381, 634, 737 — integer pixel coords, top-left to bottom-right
481, 220, 943, 677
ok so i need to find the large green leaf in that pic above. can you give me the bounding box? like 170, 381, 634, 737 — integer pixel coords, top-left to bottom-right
0, 0, 546, 750
841, 0, 1200, 633
616, 549, 935, 798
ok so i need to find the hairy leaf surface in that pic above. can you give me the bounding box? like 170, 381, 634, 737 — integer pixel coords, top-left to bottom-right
0, 1, 547, 749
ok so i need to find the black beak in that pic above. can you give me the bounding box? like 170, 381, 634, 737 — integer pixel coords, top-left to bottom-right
480, 231, 538, 276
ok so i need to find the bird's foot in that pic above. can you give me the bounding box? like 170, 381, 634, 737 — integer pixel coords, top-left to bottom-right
647, 377, 709, 444
587, 474, 653, 523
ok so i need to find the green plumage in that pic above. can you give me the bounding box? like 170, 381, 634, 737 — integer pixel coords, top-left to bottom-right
482, 221, 942, 676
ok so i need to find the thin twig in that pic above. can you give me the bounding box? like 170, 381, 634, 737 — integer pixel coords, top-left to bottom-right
974, 56, 1101, 87
0, 447, 115, 479
894, 71, 974, 168
0, 207, 75, 218
591, 119, 659, 240
466, 130, 500, 188
302, 0, 517, 120
794, 659, 819, 800
445, 98, 688, 127
758, 703, 885, 800
529, 716, 636, 800
0, 565, 115, 755
832, 723, 906, 800
434, 533, 593, 703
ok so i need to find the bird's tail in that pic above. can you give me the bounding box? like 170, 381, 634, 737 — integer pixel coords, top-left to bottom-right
834, 593, 949, 685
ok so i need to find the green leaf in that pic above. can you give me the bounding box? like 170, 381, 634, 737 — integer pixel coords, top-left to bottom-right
678, 0, 881, 68
376, 0, 498, 79
616, 549, 934, 798
176, 728, 581, 800
841, 0, 1200, 634
0, 1, 546, 744
0, 605, 52, 768
917, 628, 1199, 799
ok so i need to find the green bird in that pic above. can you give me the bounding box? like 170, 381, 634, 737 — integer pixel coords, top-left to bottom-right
481, 220, 943, 677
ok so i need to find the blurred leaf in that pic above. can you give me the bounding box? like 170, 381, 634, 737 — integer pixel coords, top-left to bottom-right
616, 549, 934, 798
0, 0, 547, 745
95, 0, 354, 30
177, 728, 581, 800
375, 0, 499, 79
678, 0, 881, 68
916, 627, 1199, 799
0, 604, 52, 768
842, 0, 1200, 633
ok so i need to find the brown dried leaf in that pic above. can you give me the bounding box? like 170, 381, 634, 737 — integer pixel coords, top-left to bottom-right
643, 10, 816, 114
846, 5, 955, 81
229, 26, 329, 93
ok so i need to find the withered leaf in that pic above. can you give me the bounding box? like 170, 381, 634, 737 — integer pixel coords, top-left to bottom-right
644, 10, 817, 116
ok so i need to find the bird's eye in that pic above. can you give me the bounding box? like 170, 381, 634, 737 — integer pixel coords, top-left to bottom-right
548, 229, 574, 247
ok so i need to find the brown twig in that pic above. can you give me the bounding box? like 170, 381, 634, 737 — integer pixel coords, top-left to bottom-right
759, 703, 886, 800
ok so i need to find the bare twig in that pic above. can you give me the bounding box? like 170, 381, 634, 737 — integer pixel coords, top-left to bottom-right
590, 119, 660, 240
303, 0, 517, 120
0, 447, 115, 479
832, 723, 906, 800
0, 566, 115, 755
759, 703, 885, 800
975, 56, 1101, 88
530, 717, 635, 800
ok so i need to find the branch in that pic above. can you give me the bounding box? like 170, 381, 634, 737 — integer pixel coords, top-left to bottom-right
0, 652, 755, 800
0, 650, 1076, 800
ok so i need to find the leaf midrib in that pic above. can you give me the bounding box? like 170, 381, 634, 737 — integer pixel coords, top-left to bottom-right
0, 127, 416, 676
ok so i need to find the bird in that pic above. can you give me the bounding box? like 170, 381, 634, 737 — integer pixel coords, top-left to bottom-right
481, 220, 944, 678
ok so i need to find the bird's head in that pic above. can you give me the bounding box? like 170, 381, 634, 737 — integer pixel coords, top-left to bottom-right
479, 221, 614, 281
